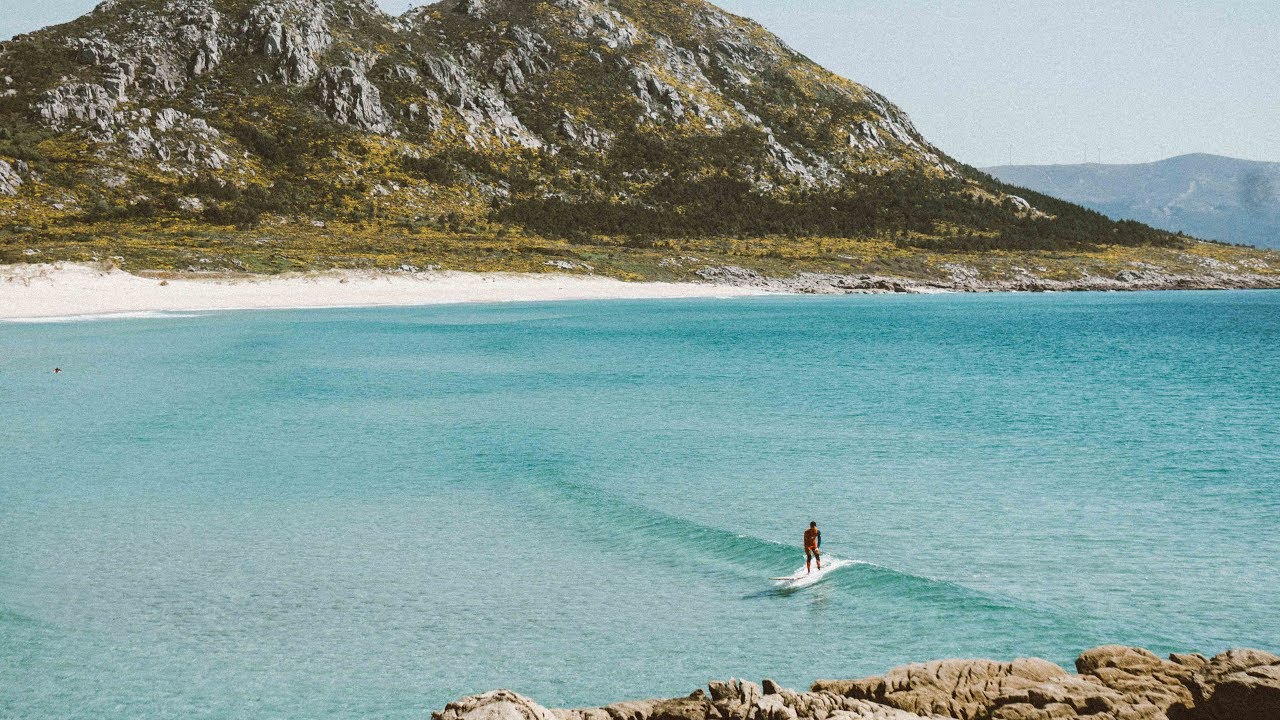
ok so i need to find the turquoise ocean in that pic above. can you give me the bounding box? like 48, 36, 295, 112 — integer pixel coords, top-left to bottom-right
2, 291, 1278, 719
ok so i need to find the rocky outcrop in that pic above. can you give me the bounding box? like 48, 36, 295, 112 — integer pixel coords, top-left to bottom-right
319, 64, 390, 132
418, 54, 542, 147
814, 657, 1078, 720
34, 83, 121, 128
441, 686, 933, 720
1181, 648, 1280, 720
492, 26, 552, 95
436, 690, 564, 720
242, 0, 333, 85
0, 160, 23, 196
690, 266, 1280, 295
436, 648, 1280, 720
812, 646, 1278, 720
112, 107, 231, 171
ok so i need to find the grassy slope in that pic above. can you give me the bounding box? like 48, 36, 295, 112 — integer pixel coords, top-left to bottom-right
1, 0, 1276, 282
3, 219, 1276, 284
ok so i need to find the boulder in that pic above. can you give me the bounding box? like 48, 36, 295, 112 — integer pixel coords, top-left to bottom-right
33, 82, 120, 127
1183, 648, 1280, 720
651, 689, 718, 720
600, 699, 660, 720
813, 646, 1280, 720
630, 65, 686, 120
814, 657, 1070, 720
242, 0, 333, 85
0, 160, 22, 196
318, 65, 390, 133
434, 690, 563, 720
1072, 645, 1199, 715
708, 679, 762, 720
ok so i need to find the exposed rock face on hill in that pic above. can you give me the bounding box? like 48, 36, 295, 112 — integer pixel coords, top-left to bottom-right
434, 647, 1280, 720
0, 159, 21, 195
0, 0, 1184, 256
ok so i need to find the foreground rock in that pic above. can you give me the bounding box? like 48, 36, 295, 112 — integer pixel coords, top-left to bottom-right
434, 647, 1280, 720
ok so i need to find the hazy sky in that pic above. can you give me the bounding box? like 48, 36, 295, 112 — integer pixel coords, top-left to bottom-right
4, 0, 1277, 167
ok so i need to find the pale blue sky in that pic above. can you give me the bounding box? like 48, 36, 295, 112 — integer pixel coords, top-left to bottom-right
4, 0, 1277, 167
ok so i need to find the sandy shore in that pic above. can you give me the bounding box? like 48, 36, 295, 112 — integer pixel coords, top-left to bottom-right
0, 263, 774, 321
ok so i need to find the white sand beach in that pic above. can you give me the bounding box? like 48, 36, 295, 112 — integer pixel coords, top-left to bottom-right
0, 263, 772, 321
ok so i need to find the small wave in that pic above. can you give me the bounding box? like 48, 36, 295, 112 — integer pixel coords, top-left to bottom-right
4, 311, 211, 324
517, 475, 1050, 617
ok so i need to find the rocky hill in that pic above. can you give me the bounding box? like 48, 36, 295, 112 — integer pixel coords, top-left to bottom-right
436, 646, 1280, 720
0, 0, 1277, 284
985, 154, 1280, 250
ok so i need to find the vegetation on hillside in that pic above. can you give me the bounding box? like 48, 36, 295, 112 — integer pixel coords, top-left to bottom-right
0, 0, 1268, 279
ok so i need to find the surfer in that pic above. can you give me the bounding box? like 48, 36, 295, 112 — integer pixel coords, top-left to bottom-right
804, 521, 821, 573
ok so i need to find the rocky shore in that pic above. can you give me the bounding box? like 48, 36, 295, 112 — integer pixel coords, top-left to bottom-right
694, 266, 1280, 294
434, 646, 1280, 720
4, 260, 1278, 320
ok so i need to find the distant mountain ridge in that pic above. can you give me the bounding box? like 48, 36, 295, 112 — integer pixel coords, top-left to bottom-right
985, 154, 1280, 249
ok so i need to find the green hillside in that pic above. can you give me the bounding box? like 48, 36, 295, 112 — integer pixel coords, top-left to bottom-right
0, 0, 1276, 281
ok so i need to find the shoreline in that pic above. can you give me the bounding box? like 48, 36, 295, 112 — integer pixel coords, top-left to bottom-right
435, 646, 1279, 720
3, 262, 1278, 321
0, 263, 773, 321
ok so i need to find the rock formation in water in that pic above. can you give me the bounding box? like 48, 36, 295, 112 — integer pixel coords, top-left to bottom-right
434, 646, 1280, 720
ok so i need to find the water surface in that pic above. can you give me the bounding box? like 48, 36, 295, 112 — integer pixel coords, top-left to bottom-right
2, 291, 1277, 719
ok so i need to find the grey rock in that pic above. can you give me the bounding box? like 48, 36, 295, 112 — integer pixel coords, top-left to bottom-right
418, 53, 539, 144
34, 83, 120, 127
0, 159, 23, 196
454, 0, 488, 20
631, 66, 686, 120
556, 111, 612, 150
390, 64, 420, 82
319, 64, 390, 132
71, 36, 120, 66
765, 132, 815, 182
89, 107, 230, 173
696, 265, 765, 284
243, 0, 333, 85
492, 27, 551, 94
552, 0, 639, 49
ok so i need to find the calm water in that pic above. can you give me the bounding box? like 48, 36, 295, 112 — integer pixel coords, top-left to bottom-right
2, 291, 1278, 719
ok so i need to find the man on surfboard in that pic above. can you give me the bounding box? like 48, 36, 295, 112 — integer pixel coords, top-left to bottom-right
804, 521, 821, 573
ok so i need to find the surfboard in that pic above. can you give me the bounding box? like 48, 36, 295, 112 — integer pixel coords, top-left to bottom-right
770, 569, 822, 581
770, 558, 853, 589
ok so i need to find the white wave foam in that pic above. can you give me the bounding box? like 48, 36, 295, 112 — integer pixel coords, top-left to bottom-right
771, 557, 856, 590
